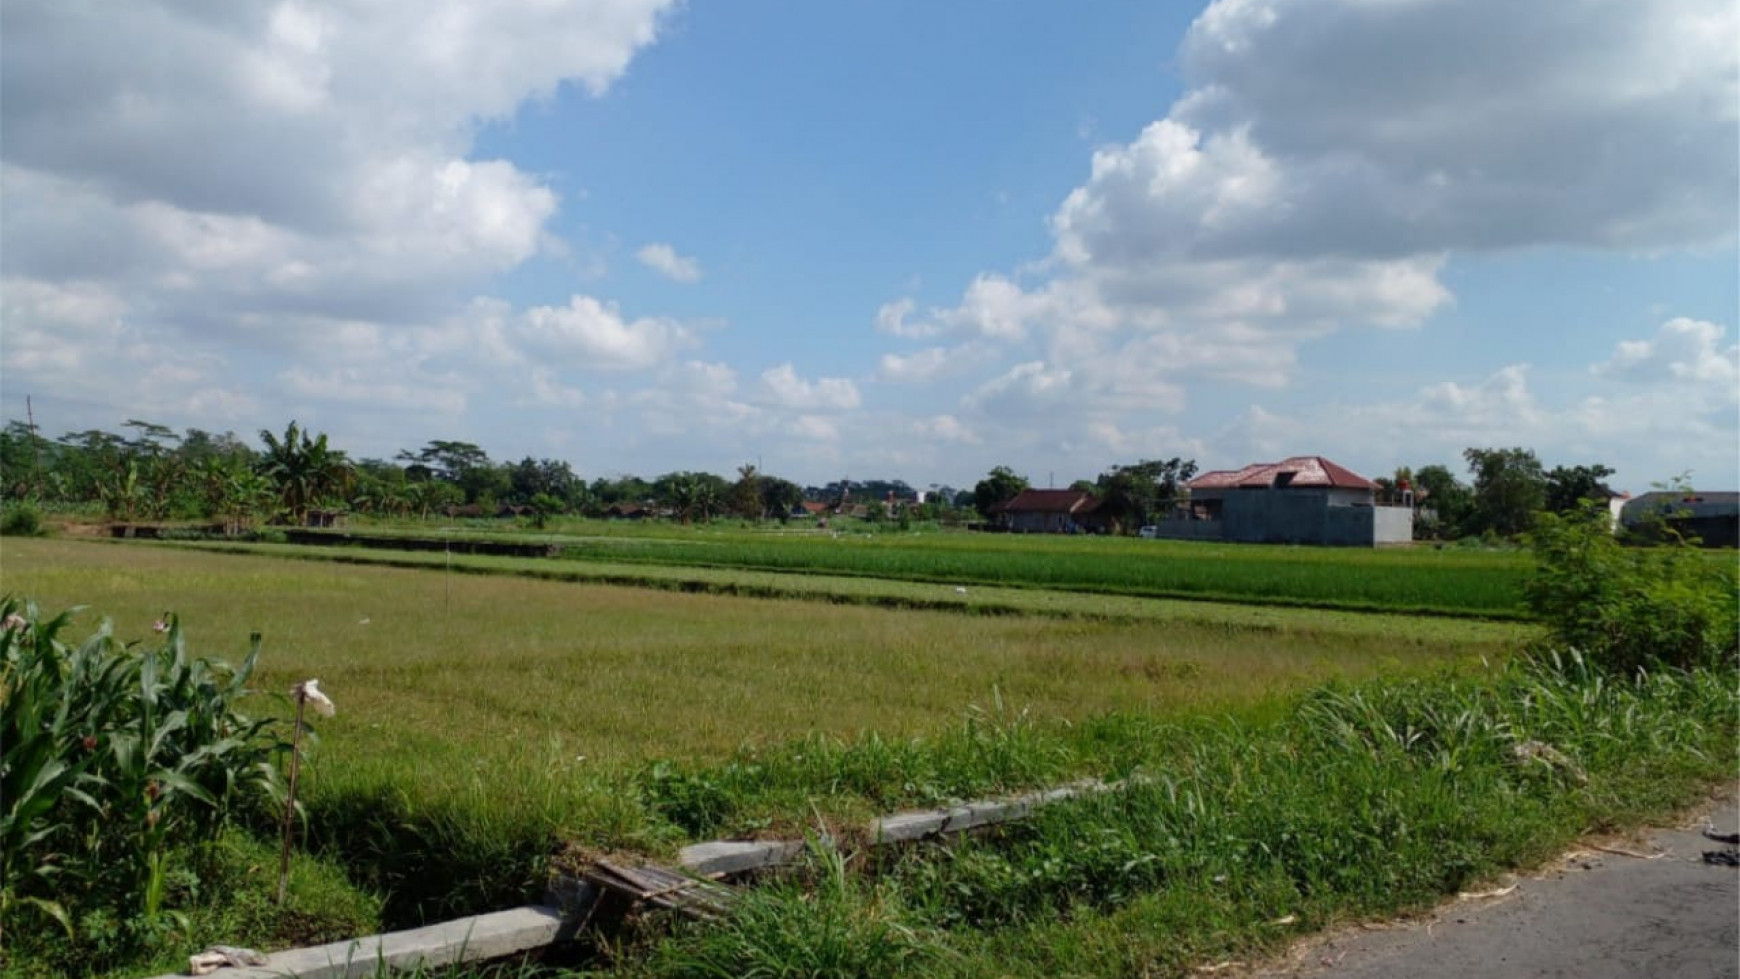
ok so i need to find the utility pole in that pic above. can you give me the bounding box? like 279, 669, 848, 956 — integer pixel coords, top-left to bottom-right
25, 396, 43, 498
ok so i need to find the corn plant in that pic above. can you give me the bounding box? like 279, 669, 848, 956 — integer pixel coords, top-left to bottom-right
0, 597, 288, 953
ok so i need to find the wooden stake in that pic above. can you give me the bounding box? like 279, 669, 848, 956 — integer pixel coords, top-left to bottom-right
277, 691, 308, 905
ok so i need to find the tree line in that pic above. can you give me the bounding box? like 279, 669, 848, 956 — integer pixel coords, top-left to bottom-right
0, 418, 1623, 539
0, 419, 970, 528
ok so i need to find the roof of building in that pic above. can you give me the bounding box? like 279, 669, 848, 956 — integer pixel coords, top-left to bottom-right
995, 489, 1102, 514
1620, 491, 1740, 522
1188, 456, 1376, 492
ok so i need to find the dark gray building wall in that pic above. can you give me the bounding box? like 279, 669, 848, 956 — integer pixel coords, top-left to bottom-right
1218, 489, 1412, 546
1148, 520, 1224, 541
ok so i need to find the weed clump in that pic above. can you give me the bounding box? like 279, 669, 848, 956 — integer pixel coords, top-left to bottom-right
1526, 501, 1738, 672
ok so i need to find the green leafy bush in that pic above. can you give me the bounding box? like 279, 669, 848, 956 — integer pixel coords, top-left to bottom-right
0, 502, 44, 537
1525, 502, 1738, 672
0, 599, 288, 962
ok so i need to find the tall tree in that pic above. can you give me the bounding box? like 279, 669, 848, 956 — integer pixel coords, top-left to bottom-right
758, 476, 805, 520
972, 466, 1030, 520
508, 457, 582, 506
1544, 463, 1616, 514
1095, 457, 1198, 533
1411, 463, 1472, 539
654, 471, 728, 524
729, 464, 764, 520
1463, 447, 1547, 538
258, 421, 353, 523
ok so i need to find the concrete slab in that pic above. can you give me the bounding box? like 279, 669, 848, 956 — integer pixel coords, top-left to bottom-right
150, 905, 565, 979
679, 839, 805, 876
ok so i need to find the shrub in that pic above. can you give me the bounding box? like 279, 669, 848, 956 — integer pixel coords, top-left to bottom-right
0, 501, 43, 537
1525, 502, 1738, 672
0, 599, 288, 960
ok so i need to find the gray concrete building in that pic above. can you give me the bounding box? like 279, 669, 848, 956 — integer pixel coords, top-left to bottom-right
1619, 491, 1739, 548
1151, 456, 1412, 547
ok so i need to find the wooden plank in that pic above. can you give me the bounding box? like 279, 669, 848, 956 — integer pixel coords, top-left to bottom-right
583, 860, 737, 920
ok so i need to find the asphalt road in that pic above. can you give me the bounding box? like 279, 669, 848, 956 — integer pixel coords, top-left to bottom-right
1256, 794, 1740, 979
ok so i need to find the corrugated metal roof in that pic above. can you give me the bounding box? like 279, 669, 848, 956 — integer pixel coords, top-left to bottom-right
1187, 456, 1375, 491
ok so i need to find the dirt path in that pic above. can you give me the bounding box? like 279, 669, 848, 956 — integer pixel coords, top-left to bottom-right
1255, 792, 1739, 979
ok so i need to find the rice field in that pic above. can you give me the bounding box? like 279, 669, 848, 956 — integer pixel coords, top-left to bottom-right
303, 519, 1537, 617
0, 538, 1515, 772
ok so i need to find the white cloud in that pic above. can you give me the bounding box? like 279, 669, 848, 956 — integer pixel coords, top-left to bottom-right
910, 414, 980, 445
635, 242, 702, 283
516, 296, 693, 371
281, 365, 466, 415
877, 343, 999, 384
903, 0, 1735, 458
757, 363, 861, 411
1595, 317, 1740, 387
790, 415, 841, 441
1215, 319, 1740, 488
0, 0, 675, 435
526, 368, 587, 409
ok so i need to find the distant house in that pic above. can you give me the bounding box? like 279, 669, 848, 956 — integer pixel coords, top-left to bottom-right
304, 508, 346, 529
994, 489, 1106, 534
604, 502, 659, 520
1151, 456, 1411, 547
1619, 491, 1739, 548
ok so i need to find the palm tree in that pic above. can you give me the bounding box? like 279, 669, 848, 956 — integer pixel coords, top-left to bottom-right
257, 421, 353, 524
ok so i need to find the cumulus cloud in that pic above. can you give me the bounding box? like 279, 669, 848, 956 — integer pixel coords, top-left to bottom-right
0, 0, 676, 435
517, 295, 693, 371
527, 368, 587, 409
1594, 317, 1740, 387
757, 363, 862, 411
1215, 318, 1739, 487
910, 414, 980, 445
635, 242, 702, 283
907, 0, 1735, 463
877, 343, 999, 384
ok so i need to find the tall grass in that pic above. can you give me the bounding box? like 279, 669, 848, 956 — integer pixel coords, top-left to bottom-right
619, 655, 1735, 978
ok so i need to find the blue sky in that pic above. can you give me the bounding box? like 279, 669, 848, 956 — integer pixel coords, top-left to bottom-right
3, 0, 1735, 493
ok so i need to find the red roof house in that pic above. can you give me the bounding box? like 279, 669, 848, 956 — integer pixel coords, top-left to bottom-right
994, 489, 1106, 534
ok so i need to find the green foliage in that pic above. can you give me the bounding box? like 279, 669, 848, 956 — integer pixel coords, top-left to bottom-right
972, 466, 1029, 521
641, 842, 942, 979
528, 492, 567, 529
1410, 464, 1470, 540
0, 501, 45, 537
1543, 463, 1616, 514
653, 471, 729, 524
258, 421, 354, 523
624, 656, 1733, 978
1093, 457, 1197, 533
0, 599, 289, 960
1525, 502, 1738, 672
1463, 447, 1547, 538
